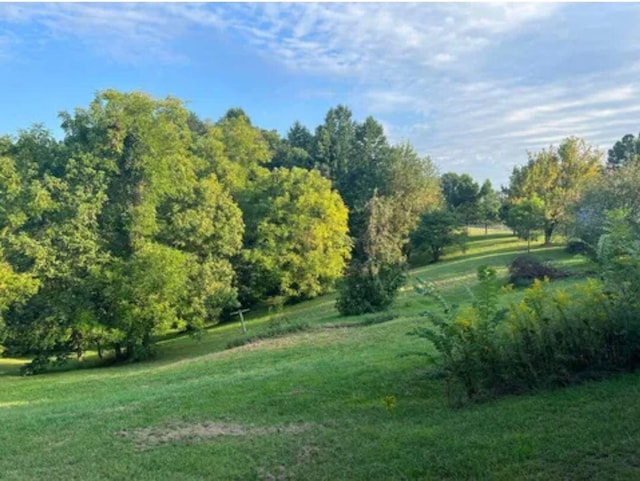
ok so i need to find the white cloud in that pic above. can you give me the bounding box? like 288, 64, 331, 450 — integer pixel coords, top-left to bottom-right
0, 3, 226, 63
2, 3, 640, 186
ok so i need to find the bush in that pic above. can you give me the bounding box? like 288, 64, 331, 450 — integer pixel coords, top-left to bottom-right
336, 264, 407, 316
415, 266, 640, 406
565, 238, 593, 256
508, 255, 568, 287
413, 266, 506, 405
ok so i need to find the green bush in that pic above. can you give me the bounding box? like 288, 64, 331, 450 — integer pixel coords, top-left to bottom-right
413, 266, 506, 405
565, 238, 593, 256
336, 264, 407, 316
415, 257, 640, 405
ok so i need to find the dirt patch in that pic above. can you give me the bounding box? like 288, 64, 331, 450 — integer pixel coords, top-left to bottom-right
117, 421, 313, 450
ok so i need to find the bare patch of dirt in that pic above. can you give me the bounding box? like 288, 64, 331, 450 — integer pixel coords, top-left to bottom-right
116, 421, 313, 450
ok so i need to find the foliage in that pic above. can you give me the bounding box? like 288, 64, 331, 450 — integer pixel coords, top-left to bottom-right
410, 209, 466, 263
335, 262, 407, 316
336, 192, 409, 316
570, 159, 640, 248
565, 238, 593, 256
477, 179, 501, 233
412, 265, 504, 405
382, 144, 443, 250
239, 167, 351, 304
440, 172, 479, 224
505, 194, 546, 251
1, 91, 245, 370
416, 220, 640, 405
507, 137, 602, 244
608, 132, 640, 168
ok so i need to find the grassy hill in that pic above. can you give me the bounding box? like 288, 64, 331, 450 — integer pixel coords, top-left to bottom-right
1, 230, 639, 480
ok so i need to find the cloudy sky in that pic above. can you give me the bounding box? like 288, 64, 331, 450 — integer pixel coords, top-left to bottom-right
1, 3, 640, 186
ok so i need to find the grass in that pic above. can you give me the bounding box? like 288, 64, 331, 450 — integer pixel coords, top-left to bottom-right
1, 230, 639, 480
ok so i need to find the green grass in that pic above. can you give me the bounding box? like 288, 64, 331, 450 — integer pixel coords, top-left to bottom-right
1, 230, 639, 480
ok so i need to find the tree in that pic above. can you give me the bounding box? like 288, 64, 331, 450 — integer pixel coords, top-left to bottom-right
410, 210, 464, 263
570, 159, 640, 247
0, 249, 40, 347
195, 108, 271, 197
1, 91, 245, 369
336, 192, 407, 315
440, 172, 480, 225
265, 129, 312, 171
313, 105, 356, 180
239, 167, 351, 304
287, 121, 314, 153
507, 137, 602, 245
382, 144, 443, 250
506, 195, 546, 252
608, 133, 640, 168
477, 180, 501, 234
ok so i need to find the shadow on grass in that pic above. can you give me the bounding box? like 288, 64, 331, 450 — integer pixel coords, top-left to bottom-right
411, 245, 565, 279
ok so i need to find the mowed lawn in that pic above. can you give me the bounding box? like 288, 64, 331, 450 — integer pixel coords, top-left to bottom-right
1, 229, 639, 481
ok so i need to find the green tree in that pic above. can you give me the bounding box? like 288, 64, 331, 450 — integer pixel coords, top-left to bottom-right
336, 193, 407, 316
382, 144, 443, 250
411, 210, 464, 263
287, 121, 314, 153
1, 91, 245, 368
440, 172, 480, 225
477, 180, 501, 234
570, 159, 640, 248
607, 133, 640, 168
240, 167, 351, 304
506, 195, 546, 252
313, 105, 356, 180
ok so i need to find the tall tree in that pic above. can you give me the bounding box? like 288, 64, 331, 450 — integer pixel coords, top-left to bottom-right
507, 137, 602, 245
571, 158, 640, 247
440, 172, 480, 224
336, 192, 407, 316
1, 91, 245, 368
239, 167, 351, 304
313, 105, 356, 180
607, 133, 640, 168
287, 121, 314, 153
477, 180, 501, 234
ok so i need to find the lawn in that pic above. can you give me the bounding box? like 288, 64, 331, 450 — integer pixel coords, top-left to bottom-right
1, 230, 639, 481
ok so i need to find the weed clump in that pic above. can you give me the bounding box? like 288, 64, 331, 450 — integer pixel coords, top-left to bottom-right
414, 247, 640, 406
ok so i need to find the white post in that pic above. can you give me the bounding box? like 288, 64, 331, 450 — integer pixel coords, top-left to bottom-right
232, 308, 250, 333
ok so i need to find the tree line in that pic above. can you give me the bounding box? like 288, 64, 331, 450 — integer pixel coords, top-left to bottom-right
2, 88, 638, 373
0, 90, 444, 371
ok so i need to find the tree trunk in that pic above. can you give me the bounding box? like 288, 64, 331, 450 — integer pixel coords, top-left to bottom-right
114, 344, 124, 361
544, 226, 554, 245
484, 222, 488, 235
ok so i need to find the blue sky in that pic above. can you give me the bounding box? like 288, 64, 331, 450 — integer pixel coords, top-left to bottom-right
2, 3, 640, 187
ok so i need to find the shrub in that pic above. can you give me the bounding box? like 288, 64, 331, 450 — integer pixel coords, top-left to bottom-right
413, 266, 506, 405
336, 263, 407, 316
565, 238, 593, 256
415, 266, 640, 406
508, 255, 569, 287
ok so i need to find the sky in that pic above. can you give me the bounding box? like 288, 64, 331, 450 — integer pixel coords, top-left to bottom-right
1, 3, 640, 187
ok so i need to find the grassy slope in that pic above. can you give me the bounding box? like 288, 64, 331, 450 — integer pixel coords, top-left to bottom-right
1, 230, 639, 481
